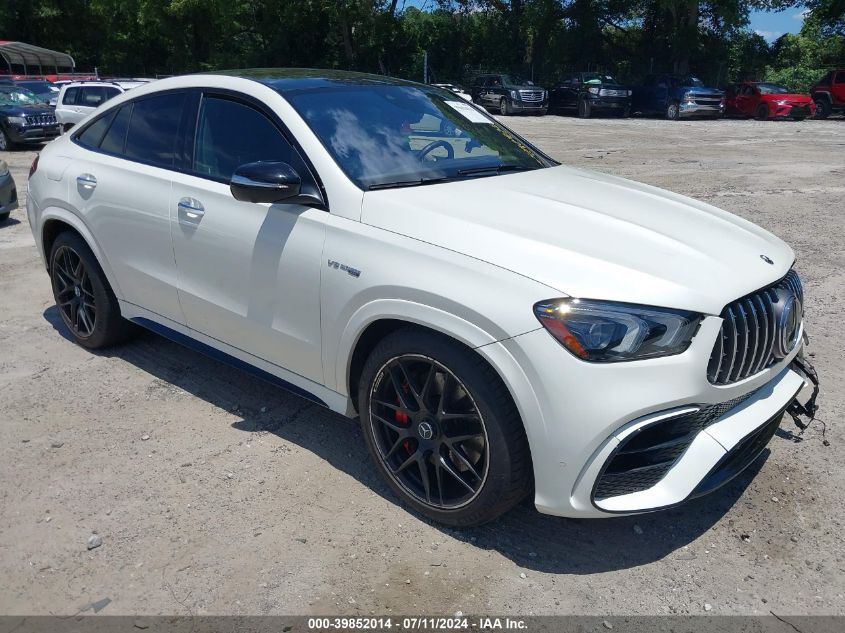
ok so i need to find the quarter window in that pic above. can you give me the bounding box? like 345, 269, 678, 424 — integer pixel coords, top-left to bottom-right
124, 93, 187, 168
193, 96, 297, 182
835, 72, 845, 85
100, 105, 131, 155
76, 110, 117, 149
62, 87, 79, 105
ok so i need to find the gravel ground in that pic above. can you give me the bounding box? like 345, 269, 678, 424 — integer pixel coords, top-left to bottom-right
0, 115, 843, 617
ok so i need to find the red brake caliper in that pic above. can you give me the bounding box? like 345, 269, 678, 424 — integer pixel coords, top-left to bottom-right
395, 382, 412, 453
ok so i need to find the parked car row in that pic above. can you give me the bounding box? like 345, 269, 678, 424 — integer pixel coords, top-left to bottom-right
465, 70, 845, 121
0, 77, 152, 149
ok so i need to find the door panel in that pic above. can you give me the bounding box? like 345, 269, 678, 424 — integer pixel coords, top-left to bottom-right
169, 175, 326, 383
67, 153, 184, 323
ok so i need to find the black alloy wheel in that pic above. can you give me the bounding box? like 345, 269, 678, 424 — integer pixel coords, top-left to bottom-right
49, 232, 135, 349
52, 244, 98, 339
756, 104, 769, 120
358, 328, 532, 526
368, 354, 489, 510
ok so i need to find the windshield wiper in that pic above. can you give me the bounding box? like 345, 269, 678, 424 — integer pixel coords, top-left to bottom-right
456, 164, 535, 177
368, 176, 457, 191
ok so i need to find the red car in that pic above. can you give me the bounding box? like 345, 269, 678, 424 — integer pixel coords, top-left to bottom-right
725, 82, 816, 121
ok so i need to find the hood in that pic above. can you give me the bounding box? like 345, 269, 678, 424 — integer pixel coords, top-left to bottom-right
591, 82, 628, 91
508, 83, 544, 90
361, 166, 794, 315
0, 103, 55, 117
683, 86, 724, 97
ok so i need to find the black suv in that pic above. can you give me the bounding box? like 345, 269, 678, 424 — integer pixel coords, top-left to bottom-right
470, 74, 548, 116
549, 72, 632, 118
0, 85, 60, 150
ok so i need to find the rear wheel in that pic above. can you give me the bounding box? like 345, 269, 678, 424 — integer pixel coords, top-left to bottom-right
755, 104, 769, 120
49, 232, 135, 349
358, 328, 532, 527
814, 98, 831, 119
0, 211, 10, 223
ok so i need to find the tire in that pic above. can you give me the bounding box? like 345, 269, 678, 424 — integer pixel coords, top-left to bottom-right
0, 211, 10, 223
578, 98, 592, 119
666, 101, 681, 120
0, 128, 13, 151
619, 106, 631, 118
793, 116, 806, 122
814, 99, 831, 119
358, 327, 532, 527
500, 98, 511, 116
49, 232, 135, 349
755, 104, 769, 121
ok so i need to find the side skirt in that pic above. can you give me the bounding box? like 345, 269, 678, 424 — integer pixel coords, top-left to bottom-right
119, 301, 350, 415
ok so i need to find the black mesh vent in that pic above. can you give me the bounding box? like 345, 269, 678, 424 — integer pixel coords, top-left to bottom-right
594, 389, 759, 501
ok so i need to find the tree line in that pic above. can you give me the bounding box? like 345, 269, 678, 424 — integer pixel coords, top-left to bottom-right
1, 1, 843, 91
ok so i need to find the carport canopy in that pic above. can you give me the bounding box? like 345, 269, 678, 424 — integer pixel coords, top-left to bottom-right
0, 41, 75, 75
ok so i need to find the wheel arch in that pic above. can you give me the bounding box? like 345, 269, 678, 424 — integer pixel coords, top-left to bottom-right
39, 209, 124, 300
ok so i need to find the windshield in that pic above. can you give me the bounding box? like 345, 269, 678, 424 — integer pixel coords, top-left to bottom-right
757, 83, 789, 94
286, 84, 553, 190
17, 81, 54, 95
679, 76, 705, 87
502, 75, 532, 86
584, 74, 616, 84
0, 87, 45, 106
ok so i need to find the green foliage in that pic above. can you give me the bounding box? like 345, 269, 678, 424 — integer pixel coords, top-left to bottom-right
0, 0, 841, 91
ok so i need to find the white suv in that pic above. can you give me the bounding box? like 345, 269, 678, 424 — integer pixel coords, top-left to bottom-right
55, 82, 125, 132
26, 70, 818, 526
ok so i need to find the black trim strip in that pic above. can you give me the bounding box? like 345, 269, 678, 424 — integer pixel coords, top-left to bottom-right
130, 317, 328, 407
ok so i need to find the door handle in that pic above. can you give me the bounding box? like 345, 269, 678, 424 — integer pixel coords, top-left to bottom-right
177, 197, 205, 219
76, 174, 97, 189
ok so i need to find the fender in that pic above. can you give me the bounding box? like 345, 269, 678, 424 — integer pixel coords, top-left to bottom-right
38, 206, 125, 300
811, 90, 832, 102
334, 297, 503, 397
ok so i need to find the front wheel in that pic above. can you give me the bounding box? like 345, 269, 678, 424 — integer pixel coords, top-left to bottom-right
0, 211, 10, 223
358, 328, 532, 527
755, 104, 769, 120
0, 128, 13, 151
49, 232, 135, 349
578, 98, 592, 118
666, 101, 681, 120
500, 98, 511, 116
813, 99, 831, 119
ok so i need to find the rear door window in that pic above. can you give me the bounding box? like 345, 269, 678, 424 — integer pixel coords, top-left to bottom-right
124, 93, 187, 169
79, 87, 109, 107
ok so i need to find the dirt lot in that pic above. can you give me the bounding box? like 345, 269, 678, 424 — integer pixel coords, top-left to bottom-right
1, 116, 843, 617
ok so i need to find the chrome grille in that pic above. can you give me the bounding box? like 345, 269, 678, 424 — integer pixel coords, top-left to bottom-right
25, 114, 57, 126
518, 89, 544, 103
707, 270, 803, 385
600, 89, 628, 97
694, 97, 722, 106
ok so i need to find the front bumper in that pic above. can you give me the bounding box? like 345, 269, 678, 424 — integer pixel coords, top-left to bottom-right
492, 314, 812, 518
510, 100, 548, 112
7, 124, 61, 144
587, 96, 630, 110
773, 104, 815, 118
679, 102, 725, 117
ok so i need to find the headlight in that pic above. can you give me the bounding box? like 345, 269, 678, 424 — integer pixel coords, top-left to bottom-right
776, 100, 789, 106
683, 91, 695, 103
588, 86, 600, 95
510, 90, 518, 100
627, 90, 632, 96
7, 116, 27, 127
533, 299, 702, 362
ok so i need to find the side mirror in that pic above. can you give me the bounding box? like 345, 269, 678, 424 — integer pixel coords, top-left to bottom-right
230, 161, 302, 204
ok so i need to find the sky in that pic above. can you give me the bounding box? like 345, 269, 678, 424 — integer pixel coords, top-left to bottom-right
402, 1, 807, 44
749, 7, 808, 42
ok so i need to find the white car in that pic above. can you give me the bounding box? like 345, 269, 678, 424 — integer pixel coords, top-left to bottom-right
26, 71, 818, 526
55, 82, 125, 131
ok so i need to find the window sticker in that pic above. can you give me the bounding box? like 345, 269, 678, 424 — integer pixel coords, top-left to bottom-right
444, 100, 491, 124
